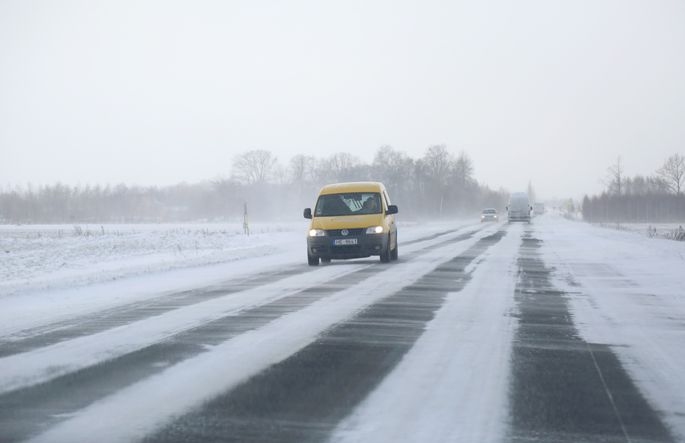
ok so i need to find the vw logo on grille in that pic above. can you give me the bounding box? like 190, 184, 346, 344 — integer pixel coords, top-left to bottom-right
341, 229, 349, 236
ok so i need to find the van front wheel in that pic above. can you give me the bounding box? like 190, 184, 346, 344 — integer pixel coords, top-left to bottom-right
308, 253, 319, 266
380, 236, 392, 263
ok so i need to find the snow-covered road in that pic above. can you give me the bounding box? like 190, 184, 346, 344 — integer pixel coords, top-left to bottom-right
0, 217, 683, 443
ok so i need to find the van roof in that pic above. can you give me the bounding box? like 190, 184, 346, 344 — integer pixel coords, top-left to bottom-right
319, 181, 385, 195
510, 192, 529, 201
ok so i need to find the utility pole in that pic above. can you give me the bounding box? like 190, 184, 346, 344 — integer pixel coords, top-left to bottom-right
243, 202, 250, 236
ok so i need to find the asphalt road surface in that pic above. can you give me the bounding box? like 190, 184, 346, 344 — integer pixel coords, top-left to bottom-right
0, 219, 681, 443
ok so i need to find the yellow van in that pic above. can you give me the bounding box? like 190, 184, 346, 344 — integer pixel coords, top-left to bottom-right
303, 182, 399, 265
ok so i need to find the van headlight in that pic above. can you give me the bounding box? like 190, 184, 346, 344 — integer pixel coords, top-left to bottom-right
309, 229, 326, 237
365, 226, 384, 234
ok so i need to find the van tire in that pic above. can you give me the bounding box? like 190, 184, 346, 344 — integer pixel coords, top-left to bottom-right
308, 253, 319, 266
391, 243, 398, 261
380, 236, 392, 263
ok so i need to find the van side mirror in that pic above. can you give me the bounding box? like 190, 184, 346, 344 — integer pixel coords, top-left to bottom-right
303, 208, 312, 219
386, 205, 398, 215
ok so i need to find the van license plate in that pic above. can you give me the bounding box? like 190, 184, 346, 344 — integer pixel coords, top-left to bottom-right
334, 238, 358, 246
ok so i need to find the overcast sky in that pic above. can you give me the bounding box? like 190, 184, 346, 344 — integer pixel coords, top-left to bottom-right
1, 0, 684, 199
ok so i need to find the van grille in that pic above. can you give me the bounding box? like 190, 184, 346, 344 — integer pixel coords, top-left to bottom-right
327, 228, 365, 236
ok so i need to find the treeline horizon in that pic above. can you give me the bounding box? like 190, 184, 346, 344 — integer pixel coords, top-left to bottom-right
0, 145, 509, 223
582, 154, 685, 223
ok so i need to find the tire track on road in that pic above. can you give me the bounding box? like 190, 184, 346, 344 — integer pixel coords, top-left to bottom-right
0, 266, 305, 358
508, 231, 674, 443
0, 226, 485, 443
0, 226, 476, 358
144, 230, 506, 443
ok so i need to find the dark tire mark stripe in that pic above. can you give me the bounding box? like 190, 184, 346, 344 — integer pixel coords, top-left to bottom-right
0, 227, 485, 443
143, 230, 506, 443
0, 226, 482, 358
0, 266, 377, 443
0, 265, 307, 358
509, 233, 674, 443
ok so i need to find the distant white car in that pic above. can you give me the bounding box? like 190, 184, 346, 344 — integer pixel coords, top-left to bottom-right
480, 208, 498, 222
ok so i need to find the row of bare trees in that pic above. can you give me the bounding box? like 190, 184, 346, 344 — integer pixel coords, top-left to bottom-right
0, 182, 242, 223
583, 154, 685, 222
228, 145, 506, 219
604, 154, 685, 196
0, 146, 507, 223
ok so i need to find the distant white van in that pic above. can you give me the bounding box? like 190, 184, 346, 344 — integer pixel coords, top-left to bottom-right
507, 192, 532, 223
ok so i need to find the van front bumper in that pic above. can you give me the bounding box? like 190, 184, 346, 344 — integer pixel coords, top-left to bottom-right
307, 233, 388, 259
508, 212, 530, 222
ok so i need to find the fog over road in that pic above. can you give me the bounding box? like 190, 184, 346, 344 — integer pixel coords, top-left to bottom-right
0, 217, 683, 443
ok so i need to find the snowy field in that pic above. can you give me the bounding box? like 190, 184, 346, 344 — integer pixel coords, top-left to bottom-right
0, 222, 302, 297
594, 222, 685, 241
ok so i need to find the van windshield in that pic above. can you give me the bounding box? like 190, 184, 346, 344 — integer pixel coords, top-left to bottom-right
314, 192, 382, 217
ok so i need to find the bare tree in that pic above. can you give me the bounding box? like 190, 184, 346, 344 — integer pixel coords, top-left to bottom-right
605, 156, 624, 195
319, 152, 363, 182
453, 151, 474, 187
421, 145, 454, 186
288, 154, 318, 207
657, 153, 685, 195
372, 145, 414, 193
419, 145, 455, 214
289, 154, 317, 185
232, 150, 278, 185
271, 164, 289, 186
